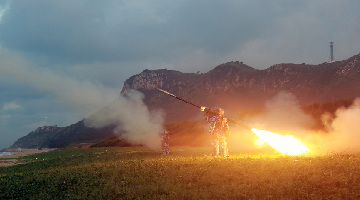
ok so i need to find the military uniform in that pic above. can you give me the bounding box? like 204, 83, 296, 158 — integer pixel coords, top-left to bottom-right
160, 130, 170, 155
204, 108, 230, 157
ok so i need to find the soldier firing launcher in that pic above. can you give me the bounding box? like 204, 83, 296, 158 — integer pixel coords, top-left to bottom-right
157, 88, 251, 130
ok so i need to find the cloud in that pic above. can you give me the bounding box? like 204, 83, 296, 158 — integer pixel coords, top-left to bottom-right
222, 0, 360, 68
0, 114, 10, 119
2, 0, 357, 71
0, 1, 10, 23
0, 0, 176, 64
0, 48, 118, 117
2, 102, 21, 111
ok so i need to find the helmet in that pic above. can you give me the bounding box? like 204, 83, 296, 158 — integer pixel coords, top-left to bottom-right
214, 107, 224, 116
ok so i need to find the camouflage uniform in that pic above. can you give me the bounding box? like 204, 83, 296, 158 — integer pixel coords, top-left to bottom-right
160, 130, 170, 155
204, 108, 230, 157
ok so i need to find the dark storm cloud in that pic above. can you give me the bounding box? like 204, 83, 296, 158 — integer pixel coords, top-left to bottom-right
2, 1, 359, 71
0, 1, 313, 66
1, 1, 185, 64
1, 1, 121, 63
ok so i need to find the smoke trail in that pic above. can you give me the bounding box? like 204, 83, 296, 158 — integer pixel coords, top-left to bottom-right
0, 48, 164, 149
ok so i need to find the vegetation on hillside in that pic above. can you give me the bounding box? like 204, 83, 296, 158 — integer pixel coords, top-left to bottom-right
89, 136, 132, 148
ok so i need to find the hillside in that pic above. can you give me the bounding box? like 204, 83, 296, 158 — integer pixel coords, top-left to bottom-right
3, 121, 114, 151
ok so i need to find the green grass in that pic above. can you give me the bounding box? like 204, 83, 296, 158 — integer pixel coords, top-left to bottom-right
1, 147, 360, 199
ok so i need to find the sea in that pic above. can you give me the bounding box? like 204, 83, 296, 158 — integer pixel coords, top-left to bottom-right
0, 152, 14, 156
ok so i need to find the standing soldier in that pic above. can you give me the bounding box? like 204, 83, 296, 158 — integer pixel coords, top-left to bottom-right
160, 130, 170, 155
203, 107, 230, 157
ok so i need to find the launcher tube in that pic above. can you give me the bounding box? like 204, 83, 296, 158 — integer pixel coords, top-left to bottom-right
157, 88, 251, 130
157, 88, 202, 109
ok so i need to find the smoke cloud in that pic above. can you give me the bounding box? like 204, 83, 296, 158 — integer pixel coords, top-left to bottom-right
84, 90, 164, 150
309, 98, 360, 154
228, 92, 314, 151
248, 91, 314, 132
229, 91, 360, 155
0, 48, 164, 149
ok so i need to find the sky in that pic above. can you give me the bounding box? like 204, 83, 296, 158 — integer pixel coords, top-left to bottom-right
0, 0, 360, 150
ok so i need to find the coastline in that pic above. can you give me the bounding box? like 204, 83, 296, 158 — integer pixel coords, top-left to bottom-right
0, 152, 14, 156
0, 148, 56, 167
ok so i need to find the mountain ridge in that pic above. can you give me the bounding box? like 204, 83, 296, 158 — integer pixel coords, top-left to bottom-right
3, 53, 360, 150
122, 53, 360, 122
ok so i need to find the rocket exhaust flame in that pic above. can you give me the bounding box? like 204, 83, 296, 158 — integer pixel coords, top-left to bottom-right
157, 88, 311, 155
251, 128, 310, 155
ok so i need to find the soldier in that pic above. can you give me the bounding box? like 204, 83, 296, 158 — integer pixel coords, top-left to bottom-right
203, 107, 230, 157
160, 130, 170, 155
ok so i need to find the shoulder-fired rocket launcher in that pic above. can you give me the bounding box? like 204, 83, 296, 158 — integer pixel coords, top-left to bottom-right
157, 88, 251, 130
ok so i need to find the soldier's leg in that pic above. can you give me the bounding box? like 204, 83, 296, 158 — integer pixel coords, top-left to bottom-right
223, 138, 228, 157
166, 143, 170, 155
219, 136, 228, 157
219, 136, 224, 157
162, 143, 166, 155
211, 137, 219, 157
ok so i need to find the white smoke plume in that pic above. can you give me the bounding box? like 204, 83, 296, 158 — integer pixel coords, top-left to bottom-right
309, 98, 360, 154
247, 91, 314, 133
84, 90, 164, 150
0, 48, 164, 149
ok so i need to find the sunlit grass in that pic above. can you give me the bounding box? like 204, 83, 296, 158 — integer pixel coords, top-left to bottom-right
1, 147, 360, 199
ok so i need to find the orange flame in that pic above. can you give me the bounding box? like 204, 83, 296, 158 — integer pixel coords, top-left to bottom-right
251, 128, 310, 155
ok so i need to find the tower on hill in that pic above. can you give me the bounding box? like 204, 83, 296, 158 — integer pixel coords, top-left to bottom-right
329, 41, 334, 62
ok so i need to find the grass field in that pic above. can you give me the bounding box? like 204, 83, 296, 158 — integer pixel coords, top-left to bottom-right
1, 147, 360, 199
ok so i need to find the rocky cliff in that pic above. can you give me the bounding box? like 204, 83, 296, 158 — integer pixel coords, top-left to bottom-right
121, 54, 360, 122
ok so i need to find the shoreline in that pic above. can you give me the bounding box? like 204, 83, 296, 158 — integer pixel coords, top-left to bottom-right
0, 148, 56, 167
